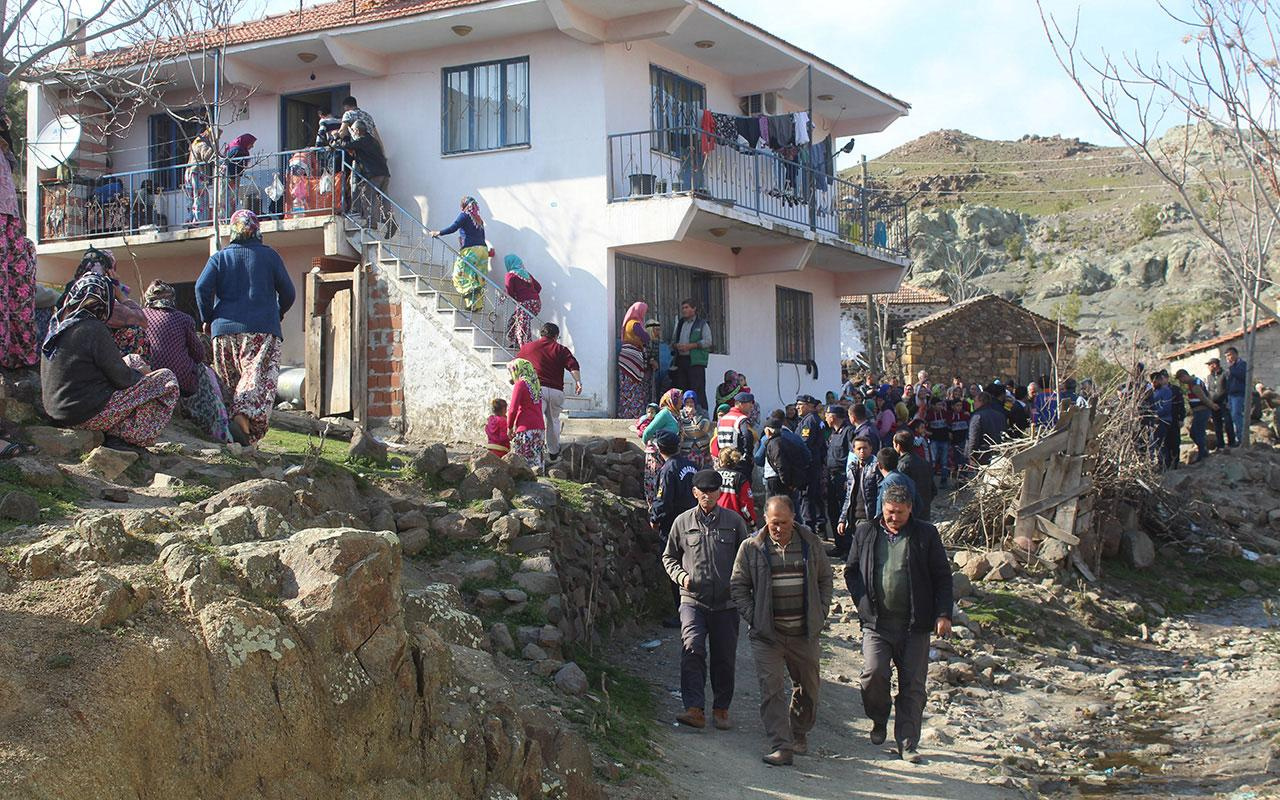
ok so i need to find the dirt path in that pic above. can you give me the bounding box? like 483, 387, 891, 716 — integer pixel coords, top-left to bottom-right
611, 561, 1020, 800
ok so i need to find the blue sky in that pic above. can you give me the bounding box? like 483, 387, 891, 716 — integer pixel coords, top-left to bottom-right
255, 0, 1191, 158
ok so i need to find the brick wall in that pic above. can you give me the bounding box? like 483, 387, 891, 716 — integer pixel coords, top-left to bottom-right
366, 276, 403, 427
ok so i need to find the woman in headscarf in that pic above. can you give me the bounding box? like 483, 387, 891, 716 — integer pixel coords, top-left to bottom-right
506, 358, 547, 472
40, 273, 180, 448
142, 280, 231, 443
503, 253, 541, 349
222, 133, 257, 216
0, 106, 36, 370
617, 301, 649, 419
184, 127, 216, 225
58, 246, 150, 359
677, 389, 712, 467
430, 197, 489, 312
196, 210, 296, 448
639, 388, 681, 506
715, 369, 741, 409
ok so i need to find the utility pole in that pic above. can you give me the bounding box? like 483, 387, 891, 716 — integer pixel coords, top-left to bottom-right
861, 154, 878, 372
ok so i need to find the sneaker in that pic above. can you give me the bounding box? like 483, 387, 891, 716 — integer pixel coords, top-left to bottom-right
675, 707, 705, 729
712, 709, 731, 730
792, 732, 808, 755
870, 721, 887, 746
899, 740, 921, 763
761, 749, 793, 766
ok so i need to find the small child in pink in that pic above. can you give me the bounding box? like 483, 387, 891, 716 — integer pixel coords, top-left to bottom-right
485, 398, 510, 457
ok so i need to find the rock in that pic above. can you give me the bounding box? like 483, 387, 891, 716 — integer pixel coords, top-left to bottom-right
395, 509, 431, 532
490, 515, 522, 545
151, 472, 183, 488
463, 559, 499, 581
983, 562, 1015, 581
509, 534, 553, 554
502, 452, 536, 483
459, 465, 514, 503
522, 642, 549, 661
75, 514, 130, 562
18, 534, 70, 578
249, 506, 291, 540
501, 588, 528, 604
368, 505, 397, 532
99, 487, 129, 503
397, 527, 431, 557
432, 512, 486, 541
537, 624, 563, 651
67, 569, 147, 629
346, 427, 387, 463
952, 572, 973, 599
83, 446, 138, 481
553, 662, 589, 696
1038, 538, 1071, 565
1239, 578, 1260, 593
11, 457, 64, 489
512, 480, 560, 510
962, 556, 990, 581
520, 555, 556, 573
489, 622, 515, 653
475, 589, 506, 609
204, 507, 258, 546
1103, 668, 1129, 688
1222, 460, 1247, 485
533, 658, 565, 678
1119, 529, 1156, 570
404, 583, 486, 649
513, 571, 561, 596
23, 426, 101, 459
409, 443, 448, 477
203, 479, 295, 516
0, 491, 40, 523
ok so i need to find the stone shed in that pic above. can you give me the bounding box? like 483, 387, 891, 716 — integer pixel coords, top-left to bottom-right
902, 294, 1079, 385
1163, 318, 1279, 388
840, 283, 951, 361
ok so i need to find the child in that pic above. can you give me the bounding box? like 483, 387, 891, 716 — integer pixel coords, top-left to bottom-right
635, 402, 659, 437
485, 398, 510, 457
715, 446, 756, 525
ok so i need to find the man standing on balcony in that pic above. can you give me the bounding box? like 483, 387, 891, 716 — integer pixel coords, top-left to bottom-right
671, 299, 712, 410
517, 322, 582, 463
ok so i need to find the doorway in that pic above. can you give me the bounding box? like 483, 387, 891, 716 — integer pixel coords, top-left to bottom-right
280, 85, 351, 152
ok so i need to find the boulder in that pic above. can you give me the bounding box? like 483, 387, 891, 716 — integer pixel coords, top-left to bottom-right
513, 571, 561, 596
83, 446, 138, 481
347, 427, 387, 463
404, 583, 486, 649
395, 509, 431, 532
204, 479, 296, 516
475, 589, 506, 609
23, 426, 101, 459
1039, 538, 1072, 565
553, 662, 589, 696
431, 512, 486, 541
501, 588, 528, 604
0, 491, 40, 523
18, 534, 72, 579
75, 514, 130, 562
462, 559, 499, 582
522, 642, 548, 661
204, 507, 258, 546
249, 506, 291, 540
502, 452, 536, 483
66, 569, 147, 629
397, 527, 431, 557
512, 480, 560, 510
951, 572, 973, 599
460, 466, 514, 503
1119, 528, 1156, 570
409, 443, 449, 477
489, 622, 516, 653
490, 515, 522, 546
508, 534, 553, 554
983, 562, 1016, 582
11, 457, 64, 489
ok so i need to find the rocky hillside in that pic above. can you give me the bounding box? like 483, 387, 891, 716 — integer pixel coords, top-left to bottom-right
864, 129, 1251, 354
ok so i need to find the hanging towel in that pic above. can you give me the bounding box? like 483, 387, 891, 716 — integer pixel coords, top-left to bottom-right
736, 116, 762, 148
758, 116, 770, 148
767, 115, 795, 149
794, 111, 811, 146
810, 139, 831, 191
700, 109, 715, 156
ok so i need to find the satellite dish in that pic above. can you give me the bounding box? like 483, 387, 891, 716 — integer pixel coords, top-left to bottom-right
29, 116, 83, 170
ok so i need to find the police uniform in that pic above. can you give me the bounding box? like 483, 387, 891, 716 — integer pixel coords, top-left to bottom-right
794, 395, 828, 534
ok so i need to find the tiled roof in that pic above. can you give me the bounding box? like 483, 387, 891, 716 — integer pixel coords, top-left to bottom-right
1161, 317, 1277, 360
841, 284, 950, 306
903, 293, 1081, 337
63, 0, 492, 70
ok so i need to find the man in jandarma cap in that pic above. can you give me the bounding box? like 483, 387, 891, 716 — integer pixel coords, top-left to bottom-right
663, 468, 752, 730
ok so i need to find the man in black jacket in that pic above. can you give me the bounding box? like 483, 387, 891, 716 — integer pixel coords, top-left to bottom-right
893, 430, 934, 522
650, 430, 696, 627
341, 120, 391, 230
966, 391, 1007, 467
845, 483, 952, 763
834, 436, 878, 558
794, 395, 828, 536
823, 404, 855, 548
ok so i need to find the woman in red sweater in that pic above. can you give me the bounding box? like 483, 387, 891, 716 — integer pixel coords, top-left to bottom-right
507, 358, 547, 471
503, 254, 541, 349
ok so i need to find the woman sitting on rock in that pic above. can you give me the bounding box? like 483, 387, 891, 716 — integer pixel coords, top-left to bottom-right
58, 247, 149, 359
40, 273, 180, 448
142, 280, 231, 443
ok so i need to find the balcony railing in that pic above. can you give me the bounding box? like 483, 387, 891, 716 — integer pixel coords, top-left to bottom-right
606, 127, 908, 258
37, 147, 346, 243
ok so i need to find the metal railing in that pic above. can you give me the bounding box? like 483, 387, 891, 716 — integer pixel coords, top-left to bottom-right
345, 170, 547, 357
36, 147, 346, 243
606, 126, 909, 257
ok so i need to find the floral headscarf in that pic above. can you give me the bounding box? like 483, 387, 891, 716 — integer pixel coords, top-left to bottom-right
230, 209, 261, 243
504, 253, 531, 282
42, 273, 114, 358
659, 388, 681, 414
227, 133, 257, 152
508, 358, 542, 403
461, 196, 484, 229
69, 247, 116, 289
143, 279, 177, 309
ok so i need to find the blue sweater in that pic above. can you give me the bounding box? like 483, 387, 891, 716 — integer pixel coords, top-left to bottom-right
196, 240, 296, 340
439, 212, 486, 249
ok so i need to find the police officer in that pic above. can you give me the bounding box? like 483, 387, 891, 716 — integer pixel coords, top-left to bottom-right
823, 404, 854, 552
794, 395, 828, 537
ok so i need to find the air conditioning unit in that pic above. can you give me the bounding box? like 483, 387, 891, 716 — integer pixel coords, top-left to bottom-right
739, 92, 777, 116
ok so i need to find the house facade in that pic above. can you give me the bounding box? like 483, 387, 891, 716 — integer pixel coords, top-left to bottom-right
27, 0, 911, 441
1163, 318, 1279, 389
839, 283, 950, 363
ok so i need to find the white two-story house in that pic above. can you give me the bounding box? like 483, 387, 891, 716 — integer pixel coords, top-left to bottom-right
27, 0, 911, 442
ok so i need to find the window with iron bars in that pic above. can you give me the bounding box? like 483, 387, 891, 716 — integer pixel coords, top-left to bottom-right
615, 255, 727, 355
650, 65, 705, 157
776, 287, 814, 364
442, 57, 531, 154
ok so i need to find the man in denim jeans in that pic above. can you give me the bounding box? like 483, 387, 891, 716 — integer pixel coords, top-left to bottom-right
1225, 346, 1248, 446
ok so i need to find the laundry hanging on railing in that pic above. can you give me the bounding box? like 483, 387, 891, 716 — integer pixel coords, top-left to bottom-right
697, 110, 827, 166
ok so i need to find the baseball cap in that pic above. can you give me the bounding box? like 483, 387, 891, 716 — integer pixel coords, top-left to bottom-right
692, 469, 723, 491
653, 430, 679, 452
736, 392, 754, 403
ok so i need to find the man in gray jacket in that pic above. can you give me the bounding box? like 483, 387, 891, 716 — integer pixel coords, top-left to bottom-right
663, 469, 752, 731
729, 496, 833, 766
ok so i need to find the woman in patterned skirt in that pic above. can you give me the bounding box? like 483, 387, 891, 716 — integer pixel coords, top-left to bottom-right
0, 107, 36, 370
617, 301, 649, 418
142, 280, 231, 443
40, 273, 179, 448
196, 210, 296, 447
506, 358, 547, 472
503, 253, 541, 348
430, 197, 489, 313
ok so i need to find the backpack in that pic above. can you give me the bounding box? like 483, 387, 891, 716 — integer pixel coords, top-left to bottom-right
769, 433, 811, 489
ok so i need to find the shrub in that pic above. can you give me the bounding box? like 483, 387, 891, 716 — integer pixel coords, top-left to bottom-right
1072, 348, 1127, 387
1004, 234, 1024, 261
1145, 299, 1225, 344
1050, 293, 1082, 329
1133, 203, 1161, 239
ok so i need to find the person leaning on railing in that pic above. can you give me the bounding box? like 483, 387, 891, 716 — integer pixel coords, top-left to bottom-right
338, 121, 391, 233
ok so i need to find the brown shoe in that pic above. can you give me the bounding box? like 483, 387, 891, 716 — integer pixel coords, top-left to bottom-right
792, 732, 808, 755
675, 707, 705, 729
712, 710, 731, 730
762, 749, 793, 766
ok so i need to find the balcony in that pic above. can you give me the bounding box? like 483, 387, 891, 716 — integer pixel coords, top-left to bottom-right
35, 147, 345, 255
606, 127, 909, 275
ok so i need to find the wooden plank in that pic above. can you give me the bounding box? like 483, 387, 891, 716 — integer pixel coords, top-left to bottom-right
352, 264, 368, 426
304, 271, 323, 416
1070, 548, 1097, 582
1015, 478, 1094, 519
1035, 514, 1081, 546
1008, 429, 1071, 471
314, 271, 356, 284
324, 287, 352, 416
1012, 460, 1047, 540
1052, 408, 1094, 537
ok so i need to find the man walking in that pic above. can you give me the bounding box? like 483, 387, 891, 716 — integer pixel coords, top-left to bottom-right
1205, 357, 1234, 449
1176, 368, 1216, 464
794, 395, 828, 536
835, 436, 878, 559
730, 496, 833, 766
824, 404, 855, 550
670, 299, 713, 409
662, 469, 752, 731
516, 322, 582, 462
845, 483, 953, 763
893, 430, 934, 522
1225, 346, 1248, 445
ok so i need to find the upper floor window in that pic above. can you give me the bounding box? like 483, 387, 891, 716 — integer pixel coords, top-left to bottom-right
148, 109, 205, 190
776, 287, 814, 364
650, 65, 704, 155
442, 57, 530, 154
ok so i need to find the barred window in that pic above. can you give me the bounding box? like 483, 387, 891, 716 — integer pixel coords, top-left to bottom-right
650, 65, 705, 156
442, 57, 530, 154
776, 287, 814, 364
615, 255, 727, 355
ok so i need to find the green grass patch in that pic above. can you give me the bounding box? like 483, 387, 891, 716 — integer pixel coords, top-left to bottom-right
564, 644, 659, 781
964, 588, 1047, 641
257, 428, 403, 481
170, 484, 217, 504
1105, 555, 1280, 616
547, 478, 588, 512
0, 464, 85, 533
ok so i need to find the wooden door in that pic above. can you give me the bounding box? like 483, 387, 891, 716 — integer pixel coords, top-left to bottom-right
323, 288, 353, 415
1018, 346, 1053, 386
304, 261, 367, 422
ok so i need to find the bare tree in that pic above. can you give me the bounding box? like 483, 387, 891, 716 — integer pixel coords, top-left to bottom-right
1040, 0, 1280, 445
914, 232, 987, 302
